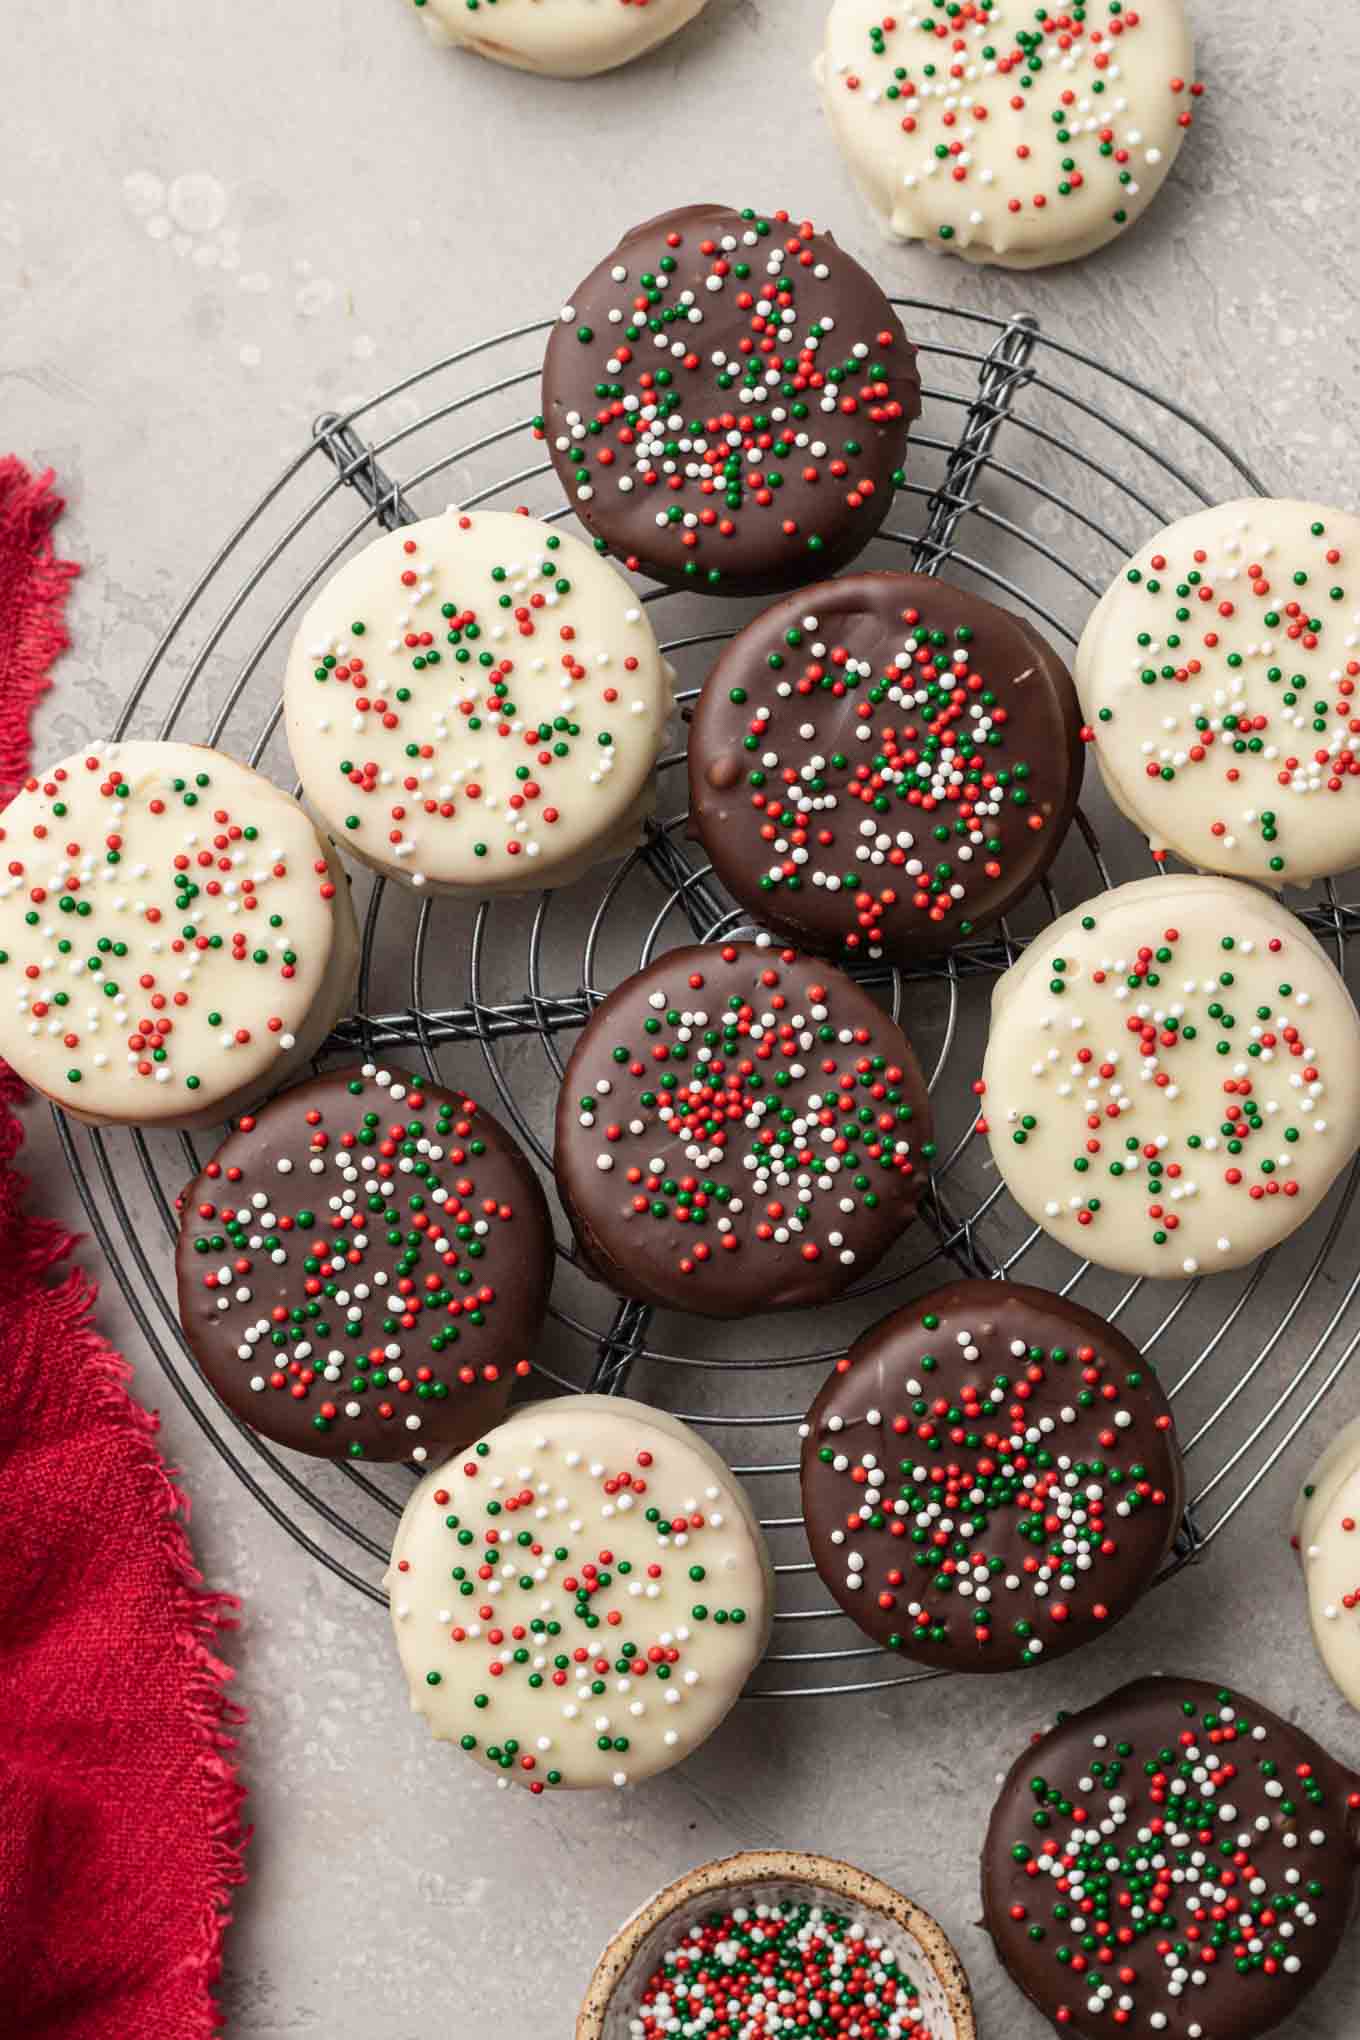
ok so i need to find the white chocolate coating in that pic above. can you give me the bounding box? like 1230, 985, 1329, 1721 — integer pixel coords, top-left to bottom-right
982, 875, 1360, 1276
0, 742, 358, 1129
819, 0, 1196, 269
284, 510, 672, 895
412, 0, 708, 78
1294, 1418, 1360, 1714
1077, 500, 1360, 886
386, 1395, 774, 1790
1296, 1419, 1360, 1721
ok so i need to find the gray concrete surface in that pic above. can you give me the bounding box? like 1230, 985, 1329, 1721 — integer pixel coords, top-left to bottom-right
4, 2, 1360, 2034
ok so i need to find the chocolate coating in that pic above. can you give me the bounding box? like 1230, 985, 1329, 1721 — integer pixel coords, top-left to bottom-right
689, 574, 1082, 960
554, 940, 934, 1317
176, 1064, 552, 1462
800, 1281, 1184, 1671
541, 205, 921, 596
983, 1677, 1360, 2040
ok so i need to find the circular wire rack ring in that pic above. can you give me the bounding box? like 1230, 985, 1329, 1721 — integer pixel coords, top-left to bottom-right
55, 298, 1360, 1700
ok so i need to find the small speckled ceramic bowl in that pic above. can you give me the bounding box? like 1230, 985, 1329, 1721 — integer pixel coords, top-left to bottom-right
575, 1848, 976, 2039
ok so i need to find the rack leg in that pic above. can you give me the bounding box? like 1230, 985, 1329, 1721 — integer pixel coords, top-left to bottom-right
930, 1181, 1000, 1283
638, 821, 732, 943
1166, 1499, 1207, 1576
589, 1297, 654, 1397
314, 414, 418, 531
911, 314, 1039, 577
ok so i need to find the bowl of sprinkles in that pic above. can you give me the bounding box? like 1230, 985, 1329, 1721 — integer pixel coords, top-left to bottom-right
575, 1848, 975, 2040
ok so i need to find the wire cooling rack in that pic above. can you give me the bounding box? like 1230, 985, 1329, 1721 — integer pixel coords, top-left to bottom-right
54, 300, 1360, 1699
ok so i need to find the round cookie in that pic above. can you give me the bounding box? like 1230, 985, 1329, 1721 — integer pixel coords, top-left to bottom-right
980, 875, 1360, 1277
283, 508, 672, 894
176, 1062, 552, 1464
410, 0, 708, 77
800, 1279, 1183, 1670
983, 1676, 1360, 2040
0, 741, 357, 1130
819, 0, 1199, 270
1077, 500, 1360, 886
554, 938, 935, 1317
385, 1395, 774, 1791
539, 204, 921, 595
689, 573, 1082, 962
1293, 1417, 1360, 1715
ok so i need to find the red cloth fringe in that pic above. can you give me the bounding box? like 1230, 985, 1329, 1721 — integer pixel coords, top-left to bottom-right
0, 458, 81, 803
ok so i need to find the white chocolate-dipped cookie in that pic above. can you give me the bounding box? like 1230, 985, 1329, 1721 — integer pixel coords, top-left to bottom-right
819, 0, 1199, 269
409, 0, 708, 78
1294, 1418, 1360, 1714
386, 1395, 774, 1791
980, 875, 1360, 1277
283, 510, 672, 895
1077, 500, 1360, 886
0, 742, 358, 1130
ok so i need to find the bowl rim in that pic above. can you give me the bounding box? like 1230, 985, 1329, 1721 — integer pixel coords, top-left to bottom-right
575, 1846, 977, 2040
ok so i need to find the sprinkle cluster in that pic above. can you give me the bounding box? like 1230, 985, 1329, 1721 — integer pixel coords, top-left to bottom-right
392, 1425, 757, 1791
803, 1308, 1175, 1662
1088, 513, 1360, 878
998, 1688, 1359, 2033
297, 513, 657, 883
981, 912, 1343, 1273
570, 943, 931, 1288
183, 1065, 532, 1459
539, 209, 912, 586
0, 750, 333, 1098
628, 1901, 929, 2038
724, 598, 1049, 954
833, 3, 1201, 244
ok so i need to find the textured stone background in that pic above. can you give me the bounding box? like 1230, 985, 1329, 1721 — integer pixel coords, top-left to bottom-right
4, 2, 1360, 2034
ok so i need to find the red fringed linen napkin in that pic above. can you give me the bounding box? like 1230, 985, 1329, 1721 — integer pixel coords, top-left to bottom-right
0, 458, 247, 2037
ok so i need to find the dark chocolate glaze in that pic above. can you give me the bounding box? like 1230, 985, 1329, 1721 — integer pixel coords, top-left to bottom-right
175, 1065, 552, 1462
983, 1676, 1360, 2040
800, 1280, 1184, 1671
554, 941, 934, 1317
540, 205, 921, 596
689, 573, 1082, 961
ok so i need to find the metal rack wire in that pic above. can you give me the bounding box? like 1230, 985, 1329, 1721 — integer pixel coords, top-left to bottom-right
55, 298, 1360, 1699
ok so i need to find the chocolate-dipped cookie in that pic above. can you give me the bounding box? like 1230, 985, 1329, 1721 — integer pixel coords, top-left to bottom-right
689, 574, 1081, 962
554, 939, 934, 1316
1293, 1416, 1360, 1718
1076, 499, 1360, 886
800, 1281, 1183, 1671
0, 740, 358, 1130
820, 0, 1200, 271
539, 205, 921, 595
410, 0, 709, 78
386, 1396, 774, 1792
983, 1677, 1360, 2040
283, 508, 673, 896
176, 1062, 552, 1462
980, 875, 1360, 1279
